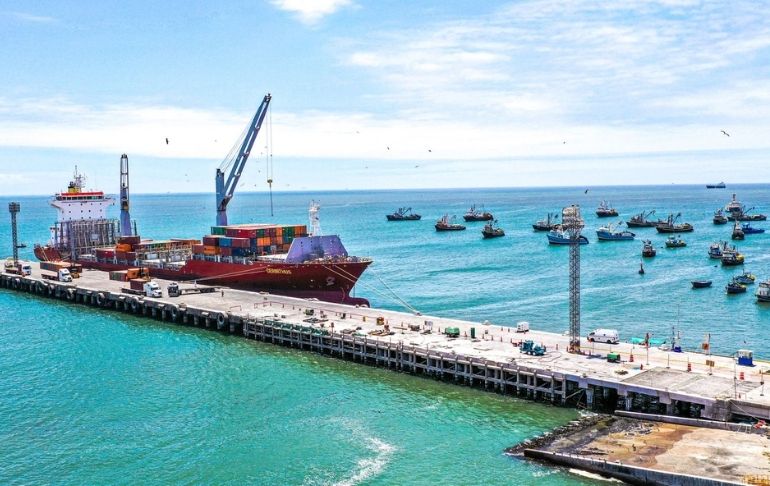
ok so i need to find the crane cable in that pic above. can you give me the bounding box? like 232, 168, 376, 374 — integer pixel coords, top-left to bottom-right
267, 104, 274, 217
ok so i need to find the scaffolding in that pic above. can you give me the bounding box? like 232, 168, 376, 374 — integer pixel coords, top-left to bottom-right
562, 205, 584, 353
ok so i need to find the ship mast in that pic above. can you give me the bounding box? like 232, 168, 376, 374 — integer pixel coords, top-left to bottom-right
309, 201, 321, 236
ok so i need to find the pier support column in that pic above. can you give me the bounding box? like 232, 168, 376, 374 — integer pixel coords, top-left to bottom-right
586, 388, 595, 409
624, 394, 633, 412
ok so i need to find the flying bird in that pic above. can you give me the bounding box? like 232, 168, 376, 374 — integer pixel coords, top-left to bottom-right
428, 149, 432, 153
721, 130, 730, 137
584, 189, 589, 194
386, 146, 390, 150
165, 137, 169, 144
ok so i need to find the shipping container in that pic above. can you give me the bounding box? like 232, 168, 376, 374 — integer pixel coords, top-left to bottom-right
129, 278, 147, 291
220, 247, 232, 257
118, 235, 141, 245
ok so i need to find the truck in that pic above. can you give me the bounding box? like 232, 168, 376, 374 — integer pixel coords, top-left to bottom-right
4, 260, 32, 276
587, 328, 620, 344
167, 281, 219, 297
42, 268, 73, 282
121, 278, 162, 298
40, 260, 82, 277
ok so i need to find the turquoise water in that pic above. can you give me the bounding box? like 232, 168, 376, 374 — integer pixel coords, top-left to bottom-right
1, 184, 769, 484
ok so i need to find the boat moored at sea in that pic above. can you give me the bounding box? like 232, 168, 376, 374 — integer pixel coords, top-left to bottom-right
735, 272, 756, 286
596, 200, 618, 218
656, 213, 694, 233
757, 280, 770, 302
721, 247, 745, 266
463, 205, 493, 222
386, 207, 421, 221
481, 220, 505, 238
435, 214, 466, 231
708, 241, 729, 259
741, 223, 765, 234
726, 277, 747, 294
665, 235, 686, 248
706, 182, 726, 189
713, 209, 728, 225
532, 212, 559, 231
625, 210, 660, 228
641, 240, 656, 257
691, 280, 712, 289
732, 222, 745, 240
596, 222, 635, 241
547, 228, 589, 245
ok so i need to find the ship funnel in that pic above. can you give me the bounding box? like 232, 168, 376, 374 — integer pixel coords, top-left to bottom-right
119, 154, 132, 236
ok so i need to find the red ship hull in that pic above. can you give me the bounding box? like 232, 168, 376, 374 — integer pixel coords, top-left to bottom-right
35, 245, 371, 305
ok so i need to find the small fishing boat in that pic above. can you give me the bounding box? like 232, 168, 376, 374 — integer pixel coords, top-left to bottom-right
735, 272, 756, 285
641, 240, 656, 257
547, 228, 589, 245
435, 215, 466, 231
708, 241, 729, 259
463, 204, 493, 222
665, 235, 686, 248
532, 212, 559, 231
596, 222, 635, 241
732, 222, 745, 240
726, 277, 747, 294
596, 200, 618, 218
706, 182, 726, 189
655, 213, 694, 233
691, 280, 712, 289
625, 210, 661, 228
713, 209, 728, 225
481, 220, 505, 239
721, 248, 745, 266
386, 207, 421, 221
756, 280, 770, 302
741, 223, 765, 234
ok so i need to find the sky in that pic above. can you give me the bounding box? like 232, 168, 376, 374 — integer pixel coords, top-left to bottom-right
1, 0, 770, 195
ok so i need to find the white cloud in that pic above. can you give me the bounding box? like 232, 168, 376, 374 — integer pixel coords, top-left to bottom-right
4, 11, 58, 23
270, 0, 353, 25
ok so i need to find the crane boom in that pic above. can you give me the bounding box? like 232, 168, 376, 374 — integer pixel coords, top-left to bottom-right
215, 93, 272, 226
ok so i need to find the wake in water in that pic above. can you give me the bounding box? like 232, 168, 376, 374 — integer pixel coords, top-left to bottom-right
333, 436, 396, 486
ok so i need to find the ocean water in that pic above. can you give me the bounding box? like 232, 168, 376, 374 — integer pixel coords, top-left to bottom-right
1, 184, 769, 484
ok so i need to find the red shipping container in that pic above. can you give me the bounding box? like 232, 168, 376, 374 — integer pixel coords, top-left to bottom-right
129, 279, 147, 291
192, 244, 205, 254
220, 247, 232, 256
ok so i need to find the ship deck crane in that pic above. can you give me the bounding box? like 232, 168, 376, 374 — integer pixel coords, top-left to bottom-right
215, 93, 272, 226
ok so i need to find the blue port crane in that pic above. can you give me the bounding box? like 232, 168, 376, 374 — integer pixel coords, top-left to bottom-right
215, 93, 272, 226
119, 154, 132, 236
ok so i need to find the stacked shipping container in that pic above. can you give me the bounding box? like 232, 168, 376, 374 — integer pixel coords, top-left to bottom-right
193, 224, 308, 258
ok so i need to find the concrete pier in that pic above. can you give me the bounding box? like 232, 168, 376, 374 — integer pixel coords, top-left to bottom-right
3, 262, 770, 422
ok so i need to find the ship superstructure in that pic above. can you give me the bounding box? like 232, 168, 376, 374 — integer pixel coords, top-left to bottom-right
37, 167, 119, 260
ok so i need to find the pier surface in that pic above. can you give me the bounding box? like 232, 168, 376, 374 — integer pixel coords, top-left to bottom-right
3, 262, 770, 422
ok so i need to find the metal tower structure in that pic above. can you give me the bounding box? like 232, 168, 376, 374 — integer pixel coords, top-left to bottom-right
562, 204, 584, 353
119, 154, 132, 236
308, 201, 321, 236
215, 93, 272, 226
9, 202, 20, 267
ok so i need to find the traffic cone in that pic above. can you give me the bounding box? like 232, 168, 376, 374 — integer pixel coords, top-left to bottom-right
687, 362, 692, 372
629, 353, 634, 363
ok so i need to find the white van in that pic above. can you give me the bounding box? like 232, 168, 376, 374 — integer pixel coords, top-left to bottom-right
587, 328, 619, 344
516, 321, 530, 333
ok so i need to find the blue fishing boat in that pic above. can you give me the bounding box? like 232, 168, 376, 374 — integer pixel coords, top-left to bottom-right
735, 271, 756, 285
596, 222, 635, 241
708, 241, 729, 259
726, 277, 747, 294
547, 228, 589, 245
741, 223, 765, 234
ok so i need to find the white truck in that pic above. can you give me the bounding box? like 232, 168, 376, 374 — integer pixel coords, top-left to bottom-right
587, 328, 620, 344
4, 261, 32, 276
122, 279, 163, 298
42, 268, 73, 282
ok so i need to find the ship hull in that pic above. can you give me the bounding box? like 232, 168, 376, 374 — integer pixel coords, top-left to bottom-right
35, 245, 371, 305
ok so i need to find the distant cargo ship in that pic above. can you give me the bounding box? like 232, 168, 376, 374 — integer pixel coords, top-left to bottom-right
34, 172, 372, 305
706, 182, 726, 188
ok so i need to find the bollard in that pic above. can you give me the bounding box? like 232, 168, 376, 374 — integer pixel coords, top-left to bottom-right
687, 362, 692, 372
740, 371, 745, 381
629, 353, 634, 363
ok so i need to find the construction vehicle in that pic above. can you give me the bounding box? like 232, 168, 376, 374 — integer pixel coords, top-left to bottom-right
166, 281, 218, 297
521, 340, 547, 356
42, 268, 73, 282
121, 279, 162, 298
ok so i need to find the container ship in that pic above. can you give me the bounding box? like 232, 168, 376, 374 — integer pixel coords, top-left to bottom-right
34, 170, 372, 305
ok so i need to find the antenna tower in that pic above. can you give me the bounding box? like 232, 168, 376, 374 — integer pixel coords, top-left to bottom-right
9, 202, 20, 267
562, 204, 584, 353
